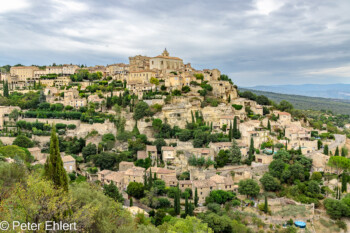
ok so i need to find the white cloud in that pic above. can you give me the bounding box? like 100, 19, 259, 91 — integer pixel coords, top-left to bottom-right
0, 0, 29, 13
307, 65, 350, 78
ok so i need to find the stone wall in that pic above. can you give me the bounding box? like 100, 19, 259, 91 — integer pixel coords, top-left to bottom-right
0, 137, 15, 145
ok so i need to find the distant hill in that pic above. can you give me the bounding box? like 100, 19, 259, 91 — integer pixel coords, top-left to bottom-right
242, 84, 350, 100
239, 88, 350, 115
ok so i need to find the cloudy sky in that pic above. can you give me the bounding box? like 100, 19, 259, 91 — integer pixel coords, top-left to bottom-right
1, 0, 349, 86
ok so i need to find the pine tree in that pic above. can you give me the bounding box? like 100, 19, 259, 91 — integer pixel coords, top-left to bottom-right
44, 126, 68, 191
194, 188, 199, 207
324, 145, 329, 155
3, 81, 9, 97
335, 147, 340, 156
130, 197, 133, 207
264, 196, 268, 213
342, 173, 347, 193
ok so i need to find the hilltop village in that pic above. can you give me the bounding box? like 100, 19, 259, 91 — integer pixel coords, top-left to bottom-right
1, 49, 350, 232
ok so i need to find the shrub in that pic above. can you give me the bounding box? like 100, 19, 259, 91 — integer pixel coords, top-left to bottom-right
232, 104, 243, 110
67, 124, 76, 130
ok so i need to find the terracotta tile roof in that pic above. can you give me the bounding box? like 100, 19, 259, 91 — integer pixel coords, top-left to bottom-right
148, 167, 175, 174
99, 169, 113, 175
146, 145, 157, 152
193, 179, 216, 188
179, 180, 192, 185
161, 146, 175, 151
278, 112, 291, 116
105, 171, 125, 182
154, 55, 182, 61
210, 174, 226, 184
125, 167, 145, 176
137, 150, 147, 160
61, 155, 75, 163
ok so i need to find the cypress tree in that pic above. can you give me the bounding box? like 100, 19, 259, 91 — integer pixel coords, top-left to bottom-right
317, 140, 322, 150
228, 122, 232, 141
298, 146, 302, 155
154, 172, 157, 180
174, 185, 181, 215
185, 194, 189, 216
144, 171, 148, 187
342, 173, 347, 193
3, 81, 9, 97
44, 126, 68, 191
342, 147, 347, 157
264, 196, 268, 213
233, 117, 238, 139
285, 141, 288, 150
267, 120, 271, 132
335, 147, 340, 156
132, 121, 140, 135
249, 137, 255, 155
148, 168, 153, 189
189, 201, 194, 216
324, 145, 329, 155
194, 188, 199, 207
130, 197, 133, 207
191, 111, 195, 124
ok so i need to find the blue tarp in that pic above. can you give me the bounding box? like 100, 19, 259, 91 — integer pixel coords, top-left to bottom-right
294, 221, 306, 228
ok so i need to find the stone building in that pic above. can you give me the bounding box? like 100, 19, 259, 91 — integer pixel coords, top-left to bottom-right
129, 55, 151, 72
149, 49, 184, 73
10, 66, 39, 79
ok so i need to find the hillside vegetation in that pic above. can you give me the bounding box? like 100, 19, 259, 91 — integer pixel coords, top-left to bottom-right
240, 88, 350, 115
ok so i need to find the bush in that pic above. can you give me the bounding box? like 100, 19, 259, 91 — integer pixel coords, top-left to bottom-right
56, 123, 67, 129
67, 124, 76, 130
158, 198, 171, 208
232, 104, 243, 110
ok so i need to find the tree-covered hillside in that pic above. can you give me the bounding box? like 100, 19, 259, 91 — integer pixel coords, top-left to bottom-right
240, 88, 350, 115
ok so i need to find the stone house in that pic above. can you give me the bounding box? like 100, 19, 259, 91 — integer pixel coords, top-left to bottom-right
255, 154, 273, 165
104, 171, 125, 191
179, 180, 193, 192
28, 147, 44, 161
119, 161, 135, 171
123, 167, 145, 189
62, 155, 76, 173
208, 142, 232, 154
97, 169, 113, 183
161, 146, 176, 162
146, 145, 158, 161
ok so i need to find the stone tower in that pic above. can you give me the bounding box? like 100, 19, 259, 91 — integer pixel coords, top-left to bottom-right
162, 48, 169, 57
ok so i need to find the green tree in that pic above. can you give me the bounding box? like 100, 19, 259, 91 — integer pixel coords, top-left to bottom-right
9, 109, 20, 122
238, 179, 260, 198
82, 143, 97, 162
126, 182, 145, 199
3, 81, 9, 97
335, 147, 340, 156
103, 181, 124, 203
44, 126, 68, 191
150, 77, 159, 85
260, 173, 281, 192
264, 196, 268, 213
232, 117, 241, 139
134, 101, 151, 120
12, 135, 34, 148
165, 216, 213, 233
228, 140, 241, 164
324, 144, 329, 155
194, 188, 199, 207
342, 173, 347, 193
130, 197, 133, 207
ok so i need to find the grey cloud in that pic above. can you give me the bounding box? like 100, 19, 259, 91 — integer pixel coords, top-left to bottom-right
0, 0, 349, 86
